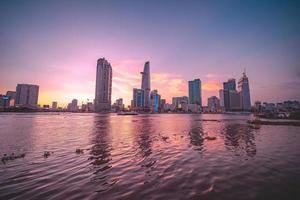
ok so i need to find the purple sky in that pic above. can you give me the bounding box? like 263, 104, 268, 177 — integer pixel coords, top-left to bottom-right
1, 0, 300, 106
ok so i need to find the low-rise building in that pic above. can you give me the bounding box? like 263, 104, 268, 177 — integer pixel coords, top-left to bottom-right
207, 96, 220, 112
172, 96, 189, 109
67, 99, 78, 112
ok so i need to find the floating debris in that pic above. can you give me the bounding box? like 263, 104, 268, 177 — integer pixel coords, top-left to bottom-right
195, 119, 221, 122
204, 136, 217, 141
43, 151, 52, 158
161, 136, 169, 141
75, 148, 84, 154
247, 124, 261, 129
2, 153, 26, 163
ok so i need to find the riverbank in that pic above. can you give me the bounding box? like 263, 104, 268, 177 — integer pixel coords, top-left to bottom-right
248, 119, 300, 126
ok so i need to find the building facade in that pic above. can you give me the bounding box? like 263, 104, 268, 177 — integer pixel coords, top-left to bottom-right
95, 58, 112, 112
229, 90, 242, 110
150, 90, 161, 113
172, 96, 189, 108
207, 96, 220, 112
15, 84, 39, 107
141, 61, 151, 109
188, 79, 202, 106
219, 89, 225, 107
0, 95, 10, 109
132, 88, 145, 109
52, 101, 58, 109
238, 72, 251, 110
67, 99, 78, 112
220, 79, 236, 111
112, 98, 124, 112
160, 99, 166, 111
223, 78, 236, 91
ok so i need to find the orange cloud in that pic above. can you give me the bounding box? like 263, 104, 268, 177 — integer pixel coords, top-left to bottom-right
152, 73, 186, 103
202, 82, 222, 91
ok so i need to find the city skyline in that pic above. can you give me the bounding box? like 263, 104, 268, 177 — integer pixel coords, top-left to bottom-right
1, 0, 300, 106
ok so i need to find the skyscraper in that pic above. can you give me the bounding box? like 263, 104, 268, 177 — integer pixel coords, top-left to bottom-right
150, 90, 161, 113
223, 78, 236, 91
238, 71, 251, 110
229, 90, 242, 110
95, 58, 112, 112
141, 61, 151, 109
15, 84, 39, 107
220, 79, 236, 111
132, 88, 145, 109
188, 79, 202, 106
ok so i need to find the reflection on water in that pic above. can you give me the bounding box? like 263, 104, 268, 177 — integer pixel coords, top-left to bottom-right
136, 116, 153, 159
89, 115, 114, 192
189, 126, 204, 149
223, 123, 257, 157
0, 113, 300, 200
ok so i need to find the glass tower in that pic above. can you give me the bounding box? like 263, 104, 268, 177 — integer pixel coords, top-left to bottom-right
238, 72, 251, 110
141, 61, 151, 109
188, 79, 202, 106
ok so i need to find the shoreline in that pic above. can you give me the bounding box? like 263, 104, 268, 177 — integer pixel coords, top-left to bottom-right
248, 119, 300, 126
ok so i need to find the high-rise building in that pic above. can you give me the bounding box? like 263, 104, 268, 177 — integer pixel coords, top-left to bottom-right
15, 84, 39, 107
229, 90, 242, 110
113, 98, 124, 112
116, 98, 123, 108
141, 61, 151, 109
86, 102, 94, 112
188, 79, 202, 106
223, 89, 230, 110
254, 101, 262, 112
6, 91, 16, 106
223, 79, 236, 91
220, 79, 236, 111
52, 101, 58, 109
160, 99, 166, 111
150, 90, 161, 112
238, 72, 251, 110
0, 95, 10, 108
219, 89, 225, 107
208, 96, 220, 112
95, 58, 112, 112
132, 88, 145, 109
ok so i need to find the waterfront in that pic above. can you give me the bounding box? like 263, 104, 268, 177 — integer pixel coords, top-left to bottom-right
0, 113, 299, 200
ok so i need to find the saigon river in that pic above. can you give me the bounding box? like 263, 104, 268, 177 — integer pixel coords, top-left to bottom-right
0, 113, 299, 200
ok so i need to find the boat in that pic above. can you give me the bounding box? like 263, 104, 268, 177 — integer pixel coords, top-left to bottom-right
117, 111, 139, 115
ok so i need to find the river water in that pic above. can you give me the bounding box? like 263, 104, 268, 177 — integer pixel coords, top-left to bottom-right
0, 113, 299, 200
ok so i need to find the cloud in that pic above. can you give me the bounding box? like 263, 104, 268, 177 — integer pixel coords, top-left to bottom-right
205, 73, 230, 79
202, 82, 222, 91
206, 74, 219, 78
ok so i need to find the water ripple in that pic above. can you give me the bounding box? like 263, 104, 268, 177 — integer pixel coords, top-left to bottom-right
0, 113, 299, 200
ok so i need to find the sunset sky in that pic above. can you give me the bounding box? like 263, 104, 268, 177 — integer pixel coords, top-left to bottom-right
1, 0, 299, 107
